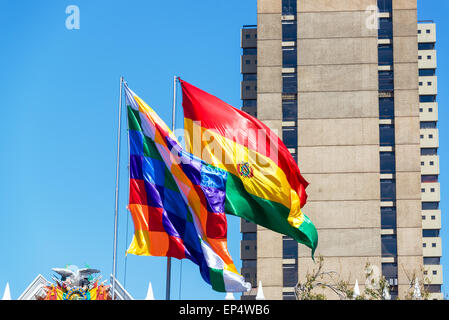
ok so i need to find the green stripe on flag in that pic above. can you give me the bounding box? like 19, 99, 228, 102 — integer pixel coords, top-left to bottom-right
209, 268, 226, 292
127, 105, 142, 131
224, 172, 318, 256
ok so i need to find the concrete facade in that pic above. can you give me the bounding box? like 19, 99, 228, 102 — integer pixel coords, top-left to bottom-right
241, 0, 442, 300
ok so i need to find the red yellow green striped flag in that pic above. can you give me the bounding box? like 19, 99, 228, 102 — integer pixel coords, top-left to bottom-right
179, 79, 318, 257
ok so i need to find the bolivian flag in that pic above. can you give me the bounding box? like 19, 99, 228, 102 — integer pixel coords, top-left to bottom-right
180, 79, 318, 257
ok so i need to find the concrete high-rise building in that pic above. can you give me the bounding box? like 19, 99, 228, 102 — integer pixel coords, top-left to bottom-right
240, 0, 443, 300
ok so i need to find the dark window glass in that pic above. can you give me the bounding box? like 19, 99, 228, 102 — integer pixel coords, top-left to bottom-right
378, 0, 392, 12
243, 48, 257, 55
422, 175, 438, 183
283, 74, 297, 93
422, 202, 439, 210
421, 148, 438, 156
420, 95, 436, 103
418, 43, 435, 50
419, 69, 436, 76
242, 260, 257, 268
382, 263, 398, 278
424, 257, 440, 265
282, 21, 297, 41
378, 18, 393, 38
283, 264, 298, 287
381, 235, 397, 257
283, 47, 297, 68
282, 292, 296, 300
282, 100, 297, 121
243, 74, 257, 81
380, 179, 396, 201
283, 237, 298, 259
420, 121, 437, 129
379, 124, 395, 146
426, 285, 441, 293
282, 0, 297, 15
242, 232, 257, 240
381, 207, 397, 229
423, 229, 440, 237
379, 97, 394, 119
291, 152, 298, 163
379, 71, 394, 90
282, 127, 298, 148
242, 99, 256, 107
380, 152, 395, 174
378, 45, 393, 65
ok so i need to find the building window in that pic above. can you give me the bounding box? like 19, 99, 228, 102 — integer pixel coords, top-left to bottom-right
282, 0, 297, 16
379, 71, 394, 90
379, 97, 394, 119
419, 108, 423, 112
423, 229, 440, 237
378, 18, 393, 38
432, 243, 437, 247
427, 81, 432, 86
242, 260, 257, 268
381, 235, 397, 257
243, 48, 257, 55
283, 47, 297, 68
419, 82, 423, 86
423, 243, 427, 248
378, 44, 393, 65
422, 215, 426, 220
380, 179, 396, 201
283, 236, 298, 259
243, 99, 256, 107
427, 29, 431, 34
419, 69, 436, 76
243, 74, 257, 81
420, 121, 437, 129
242, 232, 257, 240
429, 108, 433, 112
282, 127, 298, 149
421, 148, 438, 156
422, 175, 438, 183
379, 124, 395, 146
433, 270, 437, 275
418, 30, 422, 34
422, 202, 439, 210
418, 43, 435, 50
381, 207, 397, 229
418, 56, 422, 60
282, 100, 297, 121
420, 95, 436, 103
429, 134, 433, 139
282, 74, 297, 93
380, 151, 396, 173
283, 264, 298, 287
431, 215, 436, 220
424, 257, 440, 265
282, 21, 297, 41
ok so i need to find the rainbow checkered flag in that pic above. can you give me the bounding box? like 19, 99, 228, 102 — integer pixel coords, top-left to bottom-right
124, 84, 250, 292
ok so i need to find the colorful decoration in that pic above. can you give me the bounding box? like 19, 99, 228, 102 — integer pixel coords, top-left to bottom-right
37, 265, 111, 300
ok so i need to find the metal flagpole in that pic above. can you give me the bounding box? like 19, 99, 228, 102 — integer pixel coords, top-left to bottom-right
166, 75, 177, 300
112, 76, 124, 300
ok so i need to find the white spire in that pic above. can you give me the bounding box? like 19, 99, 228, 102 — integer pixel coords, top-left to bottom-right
225, 292, 235, 300
2, 283, 11, 300
145, 281, 155, 300
413, 277, 421, 299
382, 285, 391, 300
352, 280, 360, 299
256, 281, 265, 300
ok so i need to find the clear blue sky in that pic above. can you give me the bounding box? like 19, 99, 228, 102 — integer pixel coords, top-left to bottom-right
0, 0, 447, 300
